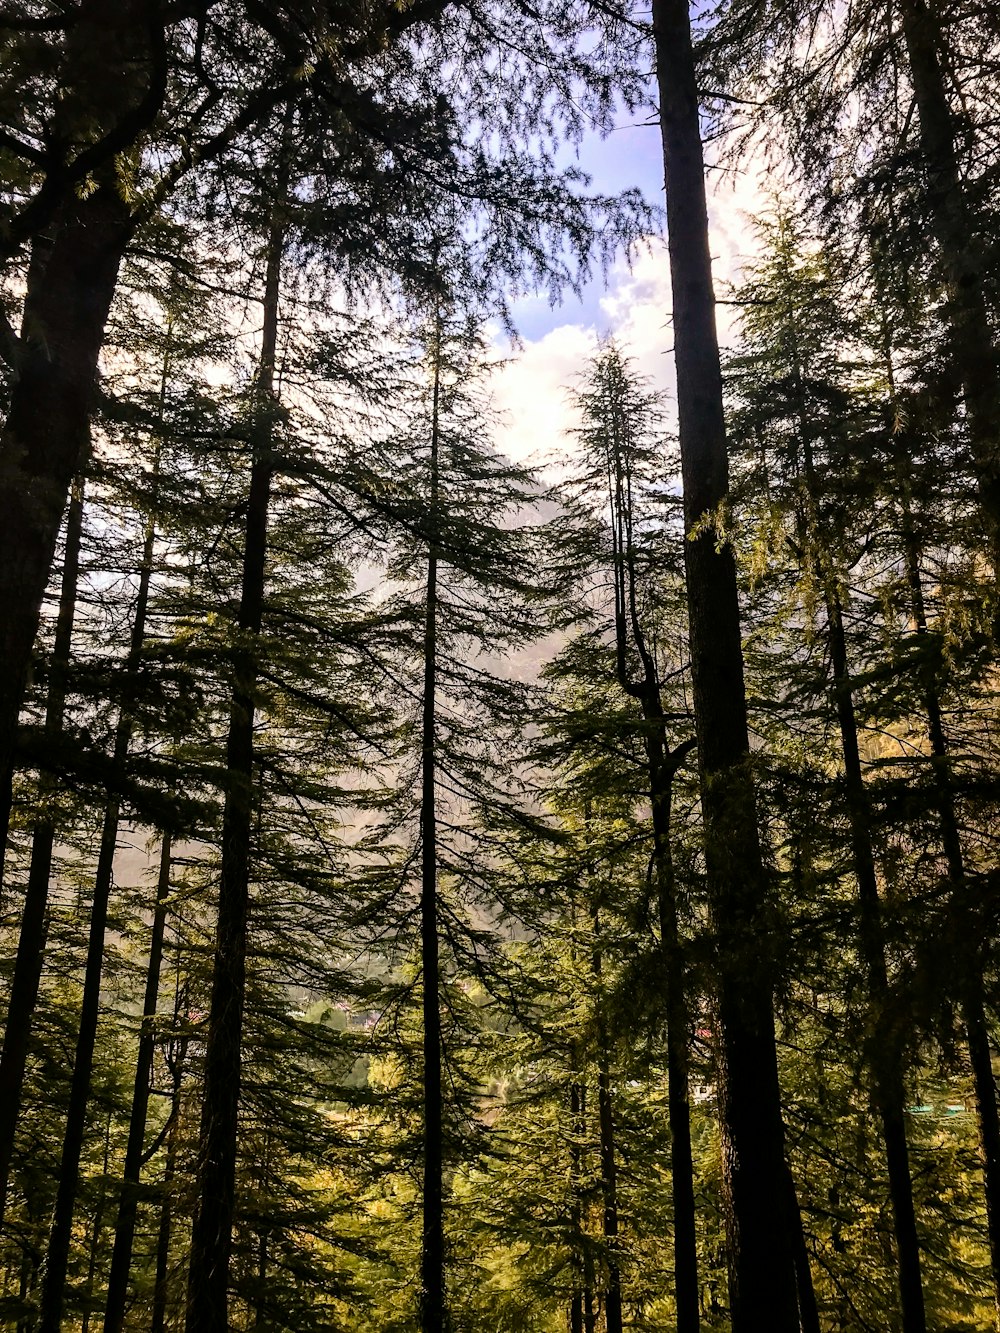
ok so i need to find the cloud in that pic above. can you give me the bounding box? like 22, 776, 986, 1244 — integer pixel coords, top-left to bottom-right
490, 321, 597, 470
492, 157, 771, 469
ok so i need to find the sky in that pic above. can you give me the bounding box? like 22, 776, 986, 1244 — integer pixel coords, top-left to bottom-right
489, 104, 773, 472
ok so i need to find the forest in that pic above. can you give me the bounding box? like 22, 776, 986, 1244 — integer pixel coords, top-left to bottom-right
0, 0, 999, 1330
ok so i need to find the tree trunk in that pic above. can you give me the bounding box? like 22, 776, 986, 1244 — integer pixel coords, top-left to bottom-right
419, 317, 446, 1333
100, 319, 172, 1333
645, 731, 699, 1333
897, 479, 1000, 1320
650, 1, 800, 1324
184, 196, 285, 1333
81, 1111, 113, 1333
788, 324, 924, 1329
35, 446, 165, 1331
151, 1020, 187, 1333
0, 477, 84, 1229
569, 1064, 588, 1333
823, 589, 927, 1333
0, 189, 130, 793
589, 914, 623, 1333
897, 0, 1000, 580
103, 831, 173, 1333
596, 1056, 623, 1333
785, 1159, 821, 1333
0, 0, 163, 792
602, 341, 699, 1333
0, 766, 13, 902
569, 1292, 583, 1333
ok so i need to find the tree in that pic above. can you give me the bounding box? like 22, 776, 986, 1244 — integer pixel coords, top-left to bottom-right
647, 1, 803, 1322
0, 0, 653, 799
554, 342, 700, 1331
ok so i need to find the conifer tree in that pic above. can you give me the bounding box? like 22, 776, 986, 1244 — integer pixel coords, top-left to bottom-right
554, 342, 700, 1330
725, 210, 929, 1331
185, 163, 289, 1333
648, 2, 803, 1322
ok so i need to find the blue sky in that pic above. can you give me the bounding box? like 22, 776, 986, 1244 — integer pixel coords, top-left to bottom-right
506, 113, 668, 343
491, 103, 767, 468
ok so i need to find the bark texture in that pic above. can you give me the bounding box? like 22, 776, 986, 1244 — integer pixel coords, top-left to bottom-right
650, 0, 800, 1324
0, 0, 162, 793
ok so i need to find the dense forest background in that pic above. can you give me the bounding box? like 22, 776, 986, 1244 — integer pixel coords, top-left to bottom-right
0, 1, 999, 1330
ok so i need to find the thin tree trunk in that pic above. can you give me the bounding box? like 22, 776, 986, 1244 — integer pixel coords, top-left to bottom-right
573, 1077, 598, 1333
254, 1230, 269, 1329
601, 348, 700, 1333
0, 477, 85, 1229
824, 589, 926, 1333
583, 1279, 597, 1333
81, 1110, 113, 1333
419, 316, 446, 1333
785, 1158, 821, 1333
16, 1243, 40, 1333
650, 1, 800, 1324
595, 1046, 623, 1333
152, 1015, 187, 1333
36, 449, 166, 1331
787, 324, 924, 1330
897, 476, 1000, 1319
587, 907, 623, 1333
646, 731, 699, 1333
99, 333, 171, 1333
184, 191, 286, 1333
897, 0, 1000, 579
569, 1074, 585, 1333
569, 1292, 583, 1333
103, 831, 173, 1333
0, 766, 13, 902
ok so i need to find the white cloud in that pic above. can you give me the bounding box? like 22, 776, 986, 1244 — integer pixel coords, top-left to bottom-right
492, 159, 772, 468
491, 321, 598, 470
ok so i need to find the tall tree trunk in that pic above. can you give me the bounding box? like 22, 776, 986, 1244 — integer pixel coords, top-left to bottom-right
35, 446, 165, 1331
823, 588, 926, 1333
650, 1, 800, 1324
419, 317, 446, 1333
0, 0, 163, 794
571, 1076, 598, 1333
788, 321, 924, 1329
569, 1292, 583, 1333
184, 194, 285, 1333
897, 0, 1000, 580
0, 767, 13, 901
103, 831, 173, 1333
601, 345, 700, 1333
99, 329, 172, 1333
785, 1159, 821, 1333
0, 477, 85, 1228
0, 194, 133, 802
